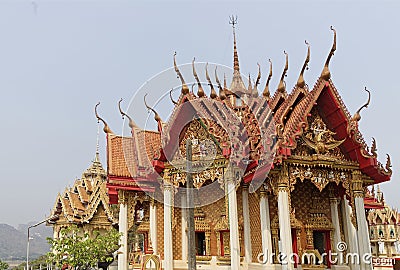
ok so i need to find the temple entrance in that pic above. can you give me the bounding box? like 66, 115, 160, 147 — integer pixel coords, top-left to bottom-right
292, 228, 299, 268
313, 230, 331, 267
195, 231, 206, 255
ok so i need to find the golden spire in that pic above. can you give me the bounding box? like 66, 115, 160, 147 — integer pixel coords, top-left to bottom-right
94, 102, 113, 134
192, 58, 205, 97
277, 51, 288, 93
247, 73, 252, 92
263, 59, 272, 99
320, 26, 336, 80
206, 63, 217, 99
224, 73, 227, 89
169, 89, 178, 105
174, 52, 189, 95
118, 98, 137, 129
230, 15, 240, 73
296, 40, 310, 88
215, 67, 226, 100
351, 87, 371, 122
144, 94, 162, 123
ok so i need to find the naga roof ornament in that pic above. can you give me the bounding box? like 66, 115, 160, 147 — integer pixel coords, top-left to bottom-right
205, 63, 217, 99
296, 40, 310, 88
144, 94, 162, 123
215, 66, 226, 100
192, 58, 205, 97
351, 87, 371, 123
169, 89, 178, 105
320, 26, 336, 80
252, 63, 261, 97
95, 102, 113, 134
174, 52, 189, 95
263, 59, 272, 99
118, 98, 137, 129
277, 51, 288, 93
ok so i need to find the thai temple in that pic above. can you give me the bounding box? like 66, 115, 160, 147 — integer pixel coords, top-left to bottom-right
49, 150, 117, 238
366, 186, 400, 270
89, 21, 394, 270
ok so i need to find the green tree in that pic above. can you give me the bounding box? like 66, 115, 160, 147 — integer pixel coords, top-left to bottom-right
47, 225, 121, 269
0, 259, 9, 270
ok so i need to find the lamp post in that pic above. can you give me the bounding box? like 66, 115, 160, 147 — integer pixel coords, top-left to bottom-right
186, 139, 196, 270
26, 217, 56, 270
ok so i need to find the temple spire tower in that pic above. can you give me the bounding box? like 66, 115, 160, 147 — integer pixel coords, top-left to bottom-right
229, 15, 246, 96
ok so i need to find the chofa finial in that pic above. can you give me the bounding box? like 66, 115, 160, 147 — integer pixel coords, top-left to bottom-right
206, 63, 217, 99
277, 51, 288, 93
192, 58, 205, 97
320, 26, 336, 80
174, 52, 189, 95
215, 67, 226, 100
351, 87, 371, 122
95, 102, 113, 134
118, 98, 136, 129
263, 59, 272, 99
297, 40, 310, 88
144, 94, 162, 123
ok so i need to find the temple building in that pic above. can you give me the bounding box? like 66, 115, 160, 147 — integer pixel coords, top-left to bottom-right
367, 186, 400, 270
95, 23, 393, 270
49, 150, 117, 238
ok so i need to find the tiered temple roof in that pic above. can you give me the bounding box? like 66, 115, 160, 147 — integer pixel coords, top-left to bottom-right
96, 25, 392, 204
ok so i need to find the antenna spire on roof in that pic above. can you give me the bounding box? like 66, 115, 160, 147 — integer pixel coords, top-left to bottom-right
229, 15, 239, 73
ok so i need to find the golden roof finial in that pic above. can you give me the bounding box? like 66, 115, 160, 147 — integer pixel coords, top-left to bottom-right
169, 89, 178, 105
144, 94, 162, 123
320, 26, 337, 80
253, 63, 261, 97
297, 40, 310, 88
263, 59, 272, 99
229, 15, 240, 73
277, 51, 288, 93
247, 73, 252, 92
174, 52, 189, 95
224, 73, 227, 89
371, 137, 377, 156
351, 87, 371, 122
215, 67, 226, 100
386, 154, 392, 172
118, 98, 136, 129
95, 102, 113, 134
192, 58, 205, 97
206, 63, 217, 99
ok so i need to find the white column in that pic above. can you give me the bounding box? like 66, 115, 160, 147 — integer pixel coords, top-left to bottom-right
277, 182, 293, 270
260, 188, 273, 265
242, 184, 252, 263
330, 197, 342, 251
227, 167, 240, 269
163, 184, 174, 269
118, 192, 128, 270
342, 198, 360, 270
149, 199, 158, 254
181, 192, 188, 262
355, 195, 373, 270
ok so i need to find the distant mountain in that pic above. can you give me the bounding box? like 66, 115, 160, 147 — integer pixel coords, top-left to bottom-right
0, 223, 51, 261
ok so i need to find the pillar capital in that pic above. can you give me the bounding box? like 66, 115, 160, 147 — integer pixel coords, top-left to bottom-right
352, 170, 364, 198
118, 190, 128, 205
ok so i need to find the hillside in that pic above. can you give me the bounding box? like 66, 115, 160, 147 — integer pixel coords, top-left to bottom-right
0, 223, 51, 261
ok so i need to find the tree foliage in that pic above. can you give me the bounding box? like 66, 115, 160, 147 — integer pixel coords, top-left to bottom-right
0, 259, 9, 270
47, 225, 121, 269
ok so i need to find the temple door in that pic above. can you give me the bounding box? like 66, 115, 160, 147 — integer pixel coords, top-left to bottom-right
313, 230, 331, 267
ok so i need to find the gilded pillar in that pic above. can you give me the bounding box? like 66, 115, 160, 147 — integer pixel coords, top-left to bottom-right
226, 165, 241, 269
242, 183, 252, 263
329, 187, 342, 252
118, 190, 128, 270
352, 171, 372, 270
260, 186, 273, 265
277, 169, 294, 270
163, 183, 174, 269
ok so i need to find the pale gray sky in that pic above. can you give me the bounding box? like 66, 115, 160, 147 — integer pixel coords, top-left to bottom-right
0, 1, 399, 227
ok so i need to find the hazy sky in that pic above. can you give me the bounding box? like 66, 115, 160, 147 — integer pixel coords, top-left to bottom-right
0, 1, 399, 227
